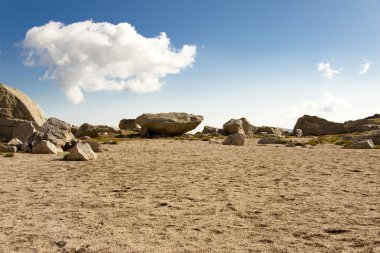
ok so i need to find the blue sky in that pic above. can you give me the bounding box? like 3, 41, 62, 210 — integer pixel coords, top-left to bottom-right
1, 0, 380, 130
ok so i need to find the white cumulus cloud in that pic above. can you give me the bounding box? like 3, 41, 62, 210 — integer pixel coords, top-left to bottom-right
317, 62, 343, 80
359, 61, 373, 74
285, 92, 350, 118
23, 20, 196, 104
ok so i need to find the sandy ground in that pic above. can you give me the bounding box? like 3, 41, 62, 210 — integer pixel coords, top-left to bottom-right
0, 138, 379, 253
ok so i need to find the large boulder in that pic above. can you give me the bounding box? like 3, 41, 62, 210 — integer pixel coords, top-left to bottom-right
119, 119, 140, 132
222, 133, 245, 146
256, 126, 283, 137
66, 143, 97, 161
351, 130, 380, 145
32, 117, 76, 148
0, 118, 36, 141
344, 114, 380, 133
293, 115, 347, 136
136, 112, 203, 136
76, 123, 100, 138
223, 119, 245, 135
240, 118, 257, 135
0, 83, 45, 126
343, 139, 375, 149
32, 140, 61, 154
12, 121, 36, 143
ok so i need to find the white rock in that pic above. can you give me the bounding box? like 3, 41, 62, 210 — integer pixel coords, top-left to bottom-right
32, 140, 60, 154
66, 143, 97, 161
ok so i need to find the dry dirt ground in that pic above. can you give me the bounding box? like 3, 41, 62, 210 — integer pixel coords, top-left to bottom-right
0, 139, 379, 253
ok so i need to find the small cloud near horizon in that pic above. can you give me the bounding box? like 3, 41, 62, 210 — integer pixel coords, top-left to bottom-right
317, 62, 343, 80
285, 92, 350, 118
359, 60, 373, 74
22, 20, 196, 104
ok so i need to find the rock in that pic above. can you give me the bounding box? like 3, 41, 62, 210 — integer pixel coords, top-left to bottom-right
0, 117, 37, 142
136, 112, 203, 136
0, 83, 45, 126
32, 117, 76, 148
344, 114, 380, 133
95, 125, 118, 135
0, 144, 17, 153
341, 134, 353, 141
202, 126, 221, 135
76, 123, 100, 138
222, 133, 245, 146
351, 130, 380, 145
217, 129, 225, 135
7, 138, 23, 151
293, 115, 347, 136
71, 125, 78, 136
258, 137, 285, 145
82, 140, 103, 152
32, 140, 60, 154
256, 126, 283, 137
258, 137, 276, 144
343, 139, 375, 149
240, 117, 257, 135
12, 121, 36, 143
223, 119, 245, 135
55, 240, 67, 248
258, 132, 268, 136
293, 128, 302, 137
66, 143, 97, 161
119, 119, 140, 131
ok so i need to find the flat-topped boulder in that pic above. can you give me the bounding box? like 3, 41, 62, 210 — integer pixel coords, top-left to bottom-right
119, 119, 140, 132
0, 83, 45, 126
256, 126, 283, 137
136, 112, 203, 136
351, 130, 380, 145
202, 126, 221, 135
95, 125, 118, 135
344, 114, 380, 133
293, 115, 347, 136
0, 117, 36, 142
343, 139, 375, 149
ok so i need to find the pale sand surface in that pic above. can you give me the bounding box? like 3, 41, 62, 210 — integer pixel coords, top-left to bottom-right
0, 139, 379, 253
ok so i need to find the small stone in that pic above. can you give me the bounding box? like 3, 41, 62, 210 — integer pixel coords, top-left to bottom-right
76, 248, 86, 253
55, 240, 67, 248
